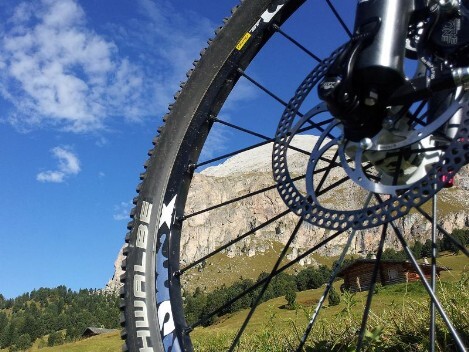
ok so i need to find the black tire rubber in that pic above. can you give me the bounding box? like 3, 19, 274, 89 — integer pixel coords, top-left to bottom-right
120, 1, 305, 351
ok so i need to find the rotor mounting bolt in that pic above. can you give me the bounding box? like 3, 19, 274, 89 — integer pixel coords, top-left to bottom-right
452, 67, 469, 91
383, 118, 394, 129
360, 138, 373, 150
364, 89, 378, 106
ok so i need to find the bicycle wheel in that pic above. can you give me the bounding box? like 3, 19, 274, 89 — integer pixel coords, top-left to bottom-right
121, 1, 469, 351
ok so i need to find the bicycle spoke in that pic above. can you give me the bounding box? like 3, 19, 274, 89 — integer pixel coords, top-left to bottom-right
316, 176, 349, 197
176, 210, 290, 276
408, 100, 428, 128
316, 149, 339, 192
411, 115, 428, 128
392, 152, 404, 186
212, 116, 332, 156
238, 68, 289, 107
187, 151, 361, 220
325, 0, 352, 38
228, 218, 304, 351
297, 192, 374, 351
387, 218, 467, 352
316, 163, 375, 197
297, 229, 357, 351
211, 116, 271, 140
415, 205, 469, 257
273, 24, 322, 63
236, 68, 334, 136
197, 120, 343, 170
196, 139, 274, 168
187, 226, 349, 331
182, 174, 305, 220
356, 222, 388, 351
372, 194, 467, 351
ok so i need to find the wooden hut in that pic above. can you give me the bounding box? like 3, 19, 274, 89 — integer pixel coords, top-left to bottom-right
337, 259, 450, 292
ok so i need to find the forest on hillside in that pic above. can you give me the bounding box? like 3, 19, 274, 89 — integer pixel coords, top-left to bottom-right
0, 286, 119, 351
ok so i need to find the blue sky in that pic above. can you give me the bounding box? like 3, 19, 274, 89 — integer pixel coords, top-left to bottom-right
0, 0, 355, 299
0, 0, 244, 299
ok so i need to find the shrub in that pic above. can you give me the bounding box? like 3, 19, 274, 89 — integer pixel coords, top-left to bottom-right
328, 286, 340, 306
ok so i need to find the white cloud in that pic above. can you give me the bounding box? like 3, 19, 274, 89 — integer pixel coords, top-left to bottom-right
37, 146, 81, 183
36, 170, 67, 183
0, 0, 253, 140
0, 0, 149, 132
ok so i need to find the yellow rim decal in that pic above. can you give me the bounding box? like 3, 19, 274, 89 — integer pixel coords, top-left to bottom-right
236, 32, 252, 51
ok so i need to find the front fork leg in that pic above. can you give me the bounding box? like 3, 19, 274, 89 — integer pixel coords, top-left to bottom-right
353, 0, 415, 102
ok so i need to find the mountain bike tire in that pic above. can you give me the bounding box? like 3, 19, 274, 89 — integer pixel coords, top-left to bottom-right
121, 1, 306, 351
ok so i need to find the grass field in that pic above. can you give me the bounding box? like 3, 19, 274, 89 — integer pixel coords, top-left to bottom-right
0, 331, 122, 352
11, 253, 466, 351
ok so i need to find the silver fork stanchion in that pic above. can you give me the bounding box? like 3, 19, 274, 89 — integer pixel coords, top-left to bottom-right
430, 189, 437, 352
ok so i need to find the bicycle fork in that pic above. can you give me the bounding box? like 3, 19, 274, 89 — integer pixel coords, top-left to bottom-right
319, 0, 469, 141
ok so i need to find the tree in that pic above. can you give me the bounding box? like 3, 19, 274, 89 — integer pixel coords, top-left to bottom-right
11, 334, 32, 351
411, 240, 423, 259
284, 288, 297, 310
295, 267, 329, 291
0, 322, 18, 349
381, 248, 406, 260
270, 272, 296, 297
184, 288, 207, 325
328, 286, 340, 306
47, 331, 64, 347
20, 311, 43, 341
421, 239, 437, 259
0, 312, 7, 336
443, 229, 469, 254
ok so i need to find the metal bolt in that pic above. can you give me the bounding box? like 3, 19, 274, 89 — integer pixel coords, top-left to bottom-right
382, 118, 394, 129
360, 138, 373, 150
364, 89, 378, 106
452, 67, 469, 91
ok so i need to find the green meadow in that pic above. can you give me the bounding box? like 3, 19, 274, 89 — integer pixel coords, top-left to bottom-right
19, 252, 466, 352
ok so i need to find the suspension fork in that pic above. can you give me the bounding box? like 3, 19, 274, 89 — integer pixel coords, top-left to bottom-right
320, 0, 469, 141
353, 0, 415, 101
355, 0, 469, 104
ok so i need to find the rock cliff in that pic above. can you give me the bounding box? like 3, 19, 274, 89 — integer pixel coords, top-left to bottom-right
106, 136, 468, 292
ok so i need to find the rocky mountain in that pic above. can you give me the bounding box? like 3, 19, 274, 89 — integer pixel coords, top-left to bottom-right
106, 135, 469, 293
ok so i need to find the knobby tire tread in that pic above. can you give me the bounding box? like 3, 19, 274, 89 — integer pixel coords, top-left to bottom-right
120, 1, 305, 351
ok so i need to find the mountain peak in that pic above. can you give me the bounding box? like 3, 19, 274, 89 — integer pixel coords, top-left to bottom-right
202, 135, 321, 177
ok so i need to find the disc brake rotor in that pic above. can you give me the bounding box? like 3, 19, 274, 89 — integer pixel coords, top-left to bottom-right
272, 49, 468, 231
